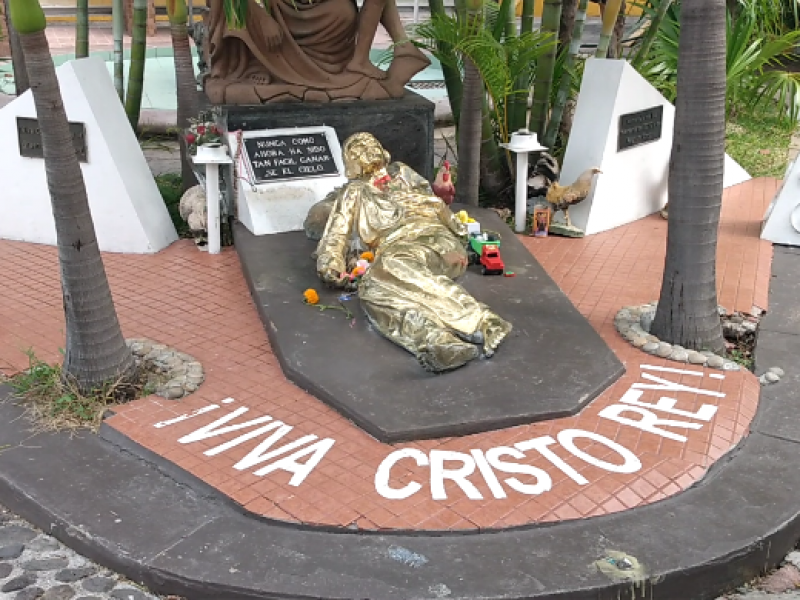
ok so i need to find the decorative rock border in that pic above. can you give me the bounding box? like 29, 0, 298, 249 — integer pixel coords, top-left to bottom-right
614, 302, 742, 371
615, 303, 786, 386
125, 339, 205, 400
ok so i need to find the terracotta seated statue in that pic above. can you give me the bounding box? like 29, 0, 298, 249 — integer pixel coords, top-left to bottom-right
314, 133, 513, 373
204, 0, 431, 104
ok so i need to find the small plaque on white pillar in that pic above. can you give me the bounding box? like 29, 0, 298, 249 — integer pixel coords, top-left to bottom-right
561, 58, 751, 236
761, 158, 800, 246
228, 126, 347, 236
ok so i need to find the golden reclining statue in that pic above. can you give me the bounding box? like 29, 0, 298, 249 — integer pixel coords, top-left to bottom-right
314, 133, 512, 373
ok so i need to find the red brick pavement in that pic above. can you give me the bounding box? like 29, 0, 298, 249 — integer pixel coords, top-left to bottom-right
0, 178, 777, 531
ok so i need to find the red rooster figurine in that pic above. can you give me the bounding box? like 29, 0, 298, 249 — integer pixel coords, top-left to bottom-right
433, 160, 455, 206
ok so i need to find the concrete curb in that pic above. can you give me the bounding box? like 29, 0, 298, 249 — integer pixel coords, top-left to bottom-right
0, 247, 799, 600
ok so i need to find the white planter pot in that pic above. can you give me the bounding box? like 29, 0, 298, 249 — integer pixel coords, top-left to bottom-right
196, 143, 227, 160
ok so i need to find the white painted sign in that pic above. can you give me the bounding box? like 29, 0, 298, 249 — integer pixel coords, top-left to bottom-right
375, 365, 725, 500
228, 126, 348, 236
153, 365, 727, 502
561, 58, 751, 236
761, 158, 800, 246
0, 57, 178, 254
154, 397, 335, 486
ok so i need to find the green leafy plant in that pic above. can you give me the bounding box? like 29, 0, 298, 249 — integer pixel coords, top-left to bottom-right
631, 0, 800, 121
414, 12, 556, 146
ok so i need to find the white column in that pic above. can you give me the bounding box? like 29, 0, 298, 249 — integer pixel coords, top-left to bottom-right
205, 163, 222, 254
514, 152, 529, 234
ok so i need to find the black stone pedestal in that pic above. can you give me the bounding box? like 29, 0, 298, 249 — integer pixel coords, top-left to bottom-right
219, 91, 435, 180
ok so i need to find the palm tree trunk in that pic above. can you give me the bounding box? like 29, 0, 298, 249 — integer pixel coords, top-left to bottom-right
559, 0, 578, 47
113, 0, 125, 99
609, 0, 625, 58
76, 0, 89, 58
507, 0, 535, 133
10, 2, 135, 391
528, 0, 561, 137
544, 0, 588, 146
479, 97, 510, 195
595, 0, 623, 57
125, 0, 148, 129
168, 0, 198, 191
2, 0, 29, 94
651, 0, 726, 354
631, 0, 674, 69
430, 0, 463, 128
457, 56, 482, 206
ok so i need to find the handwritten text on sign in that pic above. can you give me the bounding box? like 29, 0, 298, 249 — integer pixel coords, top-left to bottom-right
244, 133, 339, 184
617, 106, 664, 152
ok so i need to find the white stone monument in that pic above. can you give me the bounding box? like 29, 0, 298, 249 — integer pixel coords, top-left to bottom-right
0, 57, 178, 254
561, 58, 751, 236
227, 126, 347, 236
761, 158, 800, 246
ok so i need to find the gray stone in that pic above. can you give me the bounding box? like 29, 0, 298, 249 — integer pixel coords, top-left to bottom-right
688, 352, 708, 365
110, 588, 150, 600
55, 567, 97, 583
784, 550, 800, 570
640, 312, 654, 333
75, 597, 104, 600
760, 375, 770, 386
0, 543, 24, 559
646, 335, 659, 343
304, 196, 336, 241
3, 574, 37, 592
707, 355, 725, 369
81, 577, 116, 593
769, 367, 786, 377
22, 558, 69, 571
730, 315, 744, 324
41, 585, 76, 600
0, 525, 37, 545
26, 537, 59, 552
765, 371, 781, 383
656, 343, 673, 358
632, 336, 648, 348
0, 562, 12, 578
642, 342, 660, 353
669, 350, 689, 362
14, 587, 44, 600
164, 386, 185, 399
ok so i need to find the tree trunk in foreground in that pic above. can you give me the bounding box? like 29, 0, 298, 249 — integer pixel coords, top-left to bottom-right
651, 0, 726, 354
15, 24, 135, 390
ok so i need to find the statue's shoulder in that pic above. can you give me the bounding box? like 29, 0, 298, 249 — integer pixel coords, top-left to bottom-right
387, 162, 432, 192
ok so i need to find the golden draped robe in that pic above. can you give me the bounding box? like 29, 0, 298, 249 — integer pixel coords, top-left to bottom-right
315, 163, 511, 371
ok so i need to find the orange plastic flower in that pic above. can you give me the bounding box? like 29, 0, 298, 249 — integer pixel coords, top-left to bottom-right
360, 251, 375, 262
303, 289, 320, 305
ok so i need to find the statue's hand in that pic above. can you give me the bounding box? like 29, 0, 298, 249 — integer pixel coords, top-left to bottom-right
263, 14, 284, 50
319, 267, 345, 288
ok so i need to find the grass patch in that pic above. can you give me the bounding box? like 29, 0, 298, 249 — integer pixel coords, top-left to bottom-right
726, 104, 797, 179
9, 350, 145, 432
155, 173, 191, 238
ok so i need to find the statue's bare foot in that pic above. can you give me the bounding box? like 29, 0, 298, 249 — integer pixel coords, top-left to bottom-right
345, 58, 388, 80
416, 334, 479, 373
480, 314, 512, 358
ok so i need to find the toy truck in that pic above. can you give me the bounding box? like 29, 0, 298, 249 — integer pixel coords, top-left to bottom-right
466, 232, 505, 275
479, 244, 505, 275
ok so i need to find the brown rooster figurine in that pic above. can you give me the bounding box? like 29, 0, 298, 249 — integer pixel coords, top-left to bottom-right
433, 160, 456, 206
546, 167, 602, 228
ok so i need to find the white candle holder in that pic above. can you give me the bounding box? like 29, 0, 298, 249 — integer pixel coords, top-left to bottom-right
500, 129, 548, 234
192, 149, 233, 255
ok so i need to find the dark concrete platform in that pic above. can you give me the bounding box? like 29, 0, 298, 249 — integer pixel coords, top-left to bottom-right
234, 205, 625, 442
222, 91, 436, 180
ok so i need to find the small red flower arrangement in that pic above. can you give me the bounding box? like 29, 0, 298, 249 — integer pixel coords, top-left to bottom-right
184, 115, 223, 155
